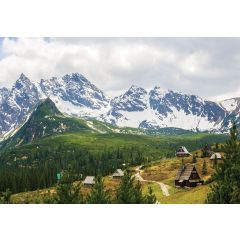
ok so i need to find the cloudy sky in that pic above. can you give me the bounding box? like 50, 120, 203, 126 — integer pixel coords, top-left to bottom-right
0, 37, 240, 101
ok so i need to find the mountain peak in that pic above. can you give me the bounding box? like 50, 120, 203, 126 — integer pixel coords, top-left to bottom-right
151, 86, 169, 96
19, 73, 27, 79
15, 73, 31, 89
126, 85, 147, 95
34, 97, 62, 117
63, 72, 89, 84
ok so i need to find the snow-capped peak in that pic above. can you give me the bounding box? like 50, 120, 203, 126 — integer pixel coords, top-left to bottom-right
151, 86, 169, 97
0, 72, 239, 136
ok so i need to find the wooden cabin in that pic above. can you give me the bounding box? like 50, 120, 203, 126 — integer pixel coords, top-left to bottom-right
112, 169, 124, 178
176, 146, 192, 157
82, 176, 95, 186
175, 164, 203, 187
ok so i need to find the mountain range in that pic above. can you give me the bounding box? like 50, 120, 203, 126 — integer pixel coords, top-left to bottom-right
0, 72, 239, 137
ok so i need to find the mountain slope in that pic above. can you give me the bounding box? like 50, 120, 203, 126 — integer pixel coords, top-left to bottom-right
39, 73, 111, 118
1, 98, 93, 148
100, 85, 226, 131
0, 72, 239, 134
0, 74, 40, 135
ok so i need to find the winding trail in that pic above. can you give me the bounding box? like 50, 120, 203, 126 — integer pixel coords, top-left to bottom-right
135, 166, 170, 197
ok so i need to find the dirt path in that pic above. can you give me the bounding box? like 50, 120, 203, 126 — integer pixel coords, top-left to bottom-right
135, 166, 170, 197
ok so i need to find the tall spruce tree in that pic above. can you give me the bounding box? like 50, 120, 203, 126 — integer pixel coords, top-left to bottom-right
115, 170, 156, 204
115, 170, 136, 203
0, 188, 12, 204
87, 177, 111, 204
55, 169, 84, 204
207, 122, 240, 203
145, 186, 157, 204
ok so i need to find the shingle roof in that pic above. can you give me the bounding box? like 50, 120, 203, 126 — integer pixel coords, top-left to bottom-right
175, 164, 195, 181
83, 176, 95, 185
210, 152, 222, 160
112, 169, 124, 177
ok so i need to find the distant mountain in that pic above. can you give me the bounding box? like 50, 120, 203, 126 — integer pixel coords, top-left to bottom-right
0, 74, 40, 135
40, 73, 110, 117
100, 85, 226, 132
0, 72, 239, 135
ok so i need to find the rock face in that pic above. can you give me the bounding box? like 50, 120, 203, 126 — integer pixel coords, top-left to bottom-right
0, 74, 40, 135
100, 85, 227, 131
39, 73, 110, 117
0, 72, 239, 135
1, 98, 91, 146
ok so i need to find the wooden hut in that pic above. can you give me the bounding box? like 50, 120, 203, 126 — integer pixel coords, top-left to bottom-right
112, 169, 124, 178
176, 146, 192, 157
82, 176, 95, 186
175, 164, 203, 187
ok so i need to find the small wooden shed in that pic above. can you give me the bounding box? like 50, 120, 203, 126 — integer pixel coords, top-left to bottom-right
112, 169, 124, 178
176, 146, 192, 157
82, 176, 95, 186
175, 164, 203, 187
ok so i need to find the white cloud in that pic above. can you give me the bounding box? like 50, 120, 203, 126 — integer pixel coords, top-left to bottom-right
0, 37, 240, 100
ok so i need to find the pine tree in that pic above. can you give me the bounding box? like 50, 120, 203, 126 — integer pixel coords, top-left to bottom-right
145, 186, 157, 204
115, 170, 156, 204
202, 160, 207, 175
207, 122, 240, 203
55, 169, 84, 204
87, 177, 111, 204
0, 188, 12, 204
115, 170, 136, 203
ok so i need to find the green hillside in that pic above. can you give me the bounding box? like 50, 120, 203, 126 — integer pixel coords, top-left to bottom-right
0, 99, 228, 195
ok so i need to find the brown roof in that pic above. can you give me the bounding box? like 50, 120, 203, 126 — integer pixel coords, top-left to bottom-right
175, 164, 195, 181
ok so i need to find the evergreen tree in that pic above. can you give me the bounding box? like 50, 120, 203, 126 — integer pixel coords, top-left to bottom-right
0, 188, 12, 204
55, 169, 84, 204
145, 186, 157, 204
115, 170, 136, 203
87, 177, 111, 204
115, 170, 156, 204
202, 160, 207, 175
207, 122, 240, 203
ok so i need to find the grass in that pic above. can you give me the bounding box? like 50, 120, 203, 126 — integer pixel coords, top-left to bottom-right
140, 150, 219, 203
11, 154, 217, 204
11, 176, 121, 204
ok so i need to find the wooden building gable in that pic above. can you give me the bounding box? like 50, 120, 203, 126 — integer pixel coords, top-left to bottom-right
175, 164, 203, 187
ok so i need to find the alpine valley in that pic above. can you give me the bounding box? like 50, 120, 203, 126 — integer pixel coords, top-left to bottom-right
0, 72, 233, 202
0, 72, 239, 138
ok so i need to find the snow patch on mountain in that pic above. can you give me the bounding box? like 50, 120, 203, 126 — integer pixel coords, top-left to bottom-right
220, 98, 240, 113
0, 72, 239, 135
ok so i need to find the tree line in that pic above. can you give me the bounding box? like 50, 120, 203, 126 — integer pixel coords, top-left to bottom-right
0, 145, 149, 194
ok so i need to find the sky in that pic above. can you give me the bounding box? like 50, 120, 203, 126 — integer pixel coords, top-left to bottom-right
0, 37, 240, 101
